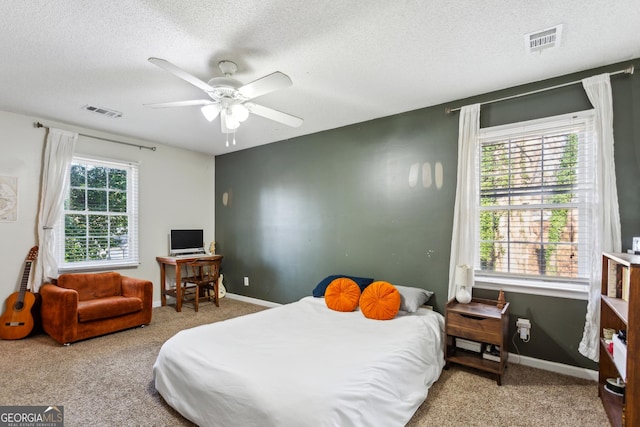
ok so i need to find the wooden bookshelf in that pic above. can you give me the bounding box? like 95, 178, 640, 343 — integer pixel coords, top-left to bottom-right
600, 252, 640, 426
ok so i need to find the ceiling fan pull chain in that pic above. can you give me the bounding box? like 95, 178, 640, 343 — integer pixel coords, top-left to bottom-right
233, 131, 236, 146
225, 132, 229, 147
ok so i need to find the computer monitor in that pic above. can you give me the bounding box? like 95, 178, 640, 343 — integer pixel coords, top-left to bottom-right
169, 229, 205, 256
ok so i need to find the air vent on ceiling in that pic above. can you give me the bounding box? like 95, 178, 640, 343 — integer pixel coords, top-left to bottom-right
82, 104, 122, 118
524, 24, 563, 54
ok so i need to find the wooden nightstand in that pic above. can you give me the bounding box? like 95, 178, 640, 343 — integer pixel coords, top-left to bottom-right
445, 297, 509, 385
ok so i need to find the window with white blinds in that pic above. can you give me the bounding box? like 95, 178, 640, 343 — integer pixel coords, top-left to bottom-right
56, 155, 139, 271
477, 111, 595, 283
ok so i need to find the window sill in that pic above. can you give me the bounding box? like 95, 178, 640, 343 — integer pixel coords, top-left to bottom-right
474, 276, 589, 300
58, 261, 139, 273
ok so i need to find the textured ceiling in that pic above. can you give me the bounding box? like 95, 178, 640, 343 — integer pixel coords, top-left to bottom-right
1, 0, 639, 155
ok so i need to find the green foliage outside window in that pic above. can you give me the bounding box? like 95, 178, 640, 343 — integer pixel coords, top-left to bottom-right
543, 133, 578, 274
479, 142, 508, 271
479, 132, 579, 278
64, 162, 129, 263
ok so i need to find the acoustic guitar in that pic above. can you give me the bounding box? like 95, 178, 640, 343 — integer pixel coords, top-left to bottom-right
0, 246, 38, 340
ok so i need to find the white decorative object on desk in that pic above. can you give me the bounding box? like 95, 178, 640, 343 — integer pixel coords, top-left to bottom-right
455, 264, 474, 304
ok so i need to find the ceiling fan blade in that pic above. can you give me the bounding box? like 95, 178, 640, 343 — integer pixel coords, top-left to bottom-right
148, 57, 214, 93
245, 102, 303, 128
143, 99, 214, 108
238, 72, 292, 99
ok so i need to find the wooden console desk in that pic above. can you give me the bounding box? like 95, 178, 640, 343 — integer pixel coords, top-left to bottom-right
156, 254, 223, 312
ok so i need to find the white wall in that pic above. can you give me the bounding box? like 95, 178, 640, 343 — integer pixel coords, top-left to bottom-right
0, 110, 215, 306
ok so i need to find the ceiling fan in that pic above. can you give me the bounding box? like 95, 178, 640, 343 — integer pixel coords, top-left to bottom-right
145, 57, 303, 134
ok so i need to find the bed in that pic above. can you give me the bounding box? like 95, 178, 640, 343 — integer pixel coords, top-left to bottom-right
153, 295, 445, 426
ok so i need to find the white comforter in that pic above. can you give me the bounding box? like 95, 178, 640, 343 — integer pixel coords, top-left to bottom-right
154, 296, 445, 427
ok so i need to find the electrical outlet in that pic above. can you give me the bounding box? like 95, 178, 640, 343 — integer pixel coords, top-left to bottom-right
244, 277, 250, 287
516, 318, 531, 341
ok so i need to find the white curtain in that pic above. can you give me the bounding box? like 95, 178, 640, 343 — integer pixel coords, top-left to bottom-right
578, 74, 622, 361
448, 104, 481, 299
33, 128, 77, 291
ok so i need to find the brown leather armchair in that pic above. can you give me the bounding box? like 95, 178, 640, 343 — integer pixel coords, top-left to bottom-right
40, 272, 152, 345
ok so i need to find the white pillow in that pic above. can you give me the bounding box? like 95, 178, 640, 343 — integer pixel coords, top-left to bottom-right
395, 285, 433, 312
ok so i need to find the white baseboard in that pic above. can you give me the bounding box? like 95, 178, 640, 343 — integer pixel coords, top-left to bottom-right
152, 293, 282, 308
225, 293, 282, 308
508, 352, 598, 381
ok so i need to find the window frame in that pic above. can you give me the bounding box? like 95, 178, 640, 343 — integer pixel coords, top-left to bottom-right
473, 110, 595, 299
56, 154, 139, 272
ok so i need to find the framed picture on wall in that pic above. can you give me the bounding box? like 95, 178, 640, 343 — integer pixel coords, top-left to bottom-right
0, 175, 18, 222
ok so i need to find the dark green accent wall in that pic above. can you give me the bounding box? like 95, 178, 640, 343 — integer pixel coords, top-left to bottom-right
216, 59, 640, 370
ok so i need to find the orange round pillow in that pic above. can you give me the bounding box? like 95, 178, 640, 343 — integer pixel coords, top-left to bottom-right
325, 278, 361, 312
360, 281, 401, 320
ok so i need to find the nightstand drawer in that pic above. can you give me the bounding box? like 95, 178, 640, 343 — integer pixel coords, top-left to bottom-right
446, 311, 502, 343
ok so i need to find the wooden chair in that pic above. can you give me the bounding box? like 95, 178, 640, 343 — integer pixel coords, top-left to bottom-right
181, 259, 221, 312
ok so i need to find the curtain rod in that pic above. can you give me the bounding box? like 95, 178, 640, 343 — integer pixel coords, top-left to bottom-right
35, 122, 157, 151
445, 64, 635, 114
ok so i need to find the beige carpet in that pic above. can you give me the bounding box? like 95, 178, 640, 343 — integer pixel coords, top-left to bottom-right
0, 298, 609, 426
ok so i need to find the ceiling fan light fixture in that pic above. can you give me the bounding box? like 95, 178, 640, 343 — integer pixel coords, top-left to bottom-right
231, 103, 249, 122
223, 108, 240, 130
201, 104, 221, 122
